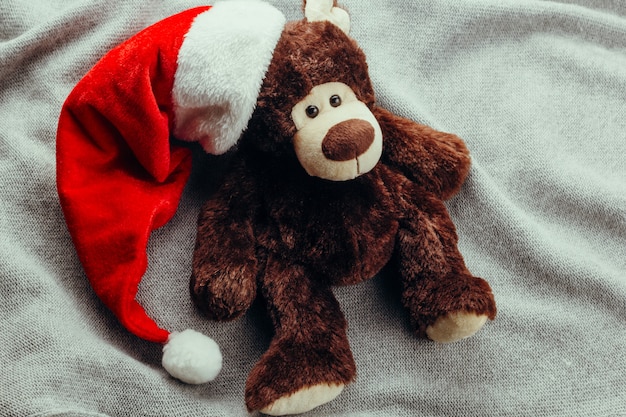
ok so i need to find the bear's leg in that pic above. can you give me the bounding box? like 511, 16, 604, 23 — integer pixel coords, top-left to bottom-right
395, 199, 496, 343
245, 255, 356, 415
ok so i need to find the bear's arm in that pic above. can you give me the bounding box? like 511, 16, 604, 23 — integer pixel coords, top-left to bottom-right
374, 106, 471, 200
190, 166, 261, 321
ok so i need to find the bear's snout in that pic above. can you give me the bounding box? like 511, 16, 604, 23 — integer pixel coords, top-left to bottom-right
321, 119, 374, 161
291, 82, 383, 181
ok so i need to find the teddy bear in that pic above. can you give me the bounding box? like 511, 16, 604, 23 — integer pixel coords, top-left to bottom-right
189, 1, 497, 415
56, 0, 496, 414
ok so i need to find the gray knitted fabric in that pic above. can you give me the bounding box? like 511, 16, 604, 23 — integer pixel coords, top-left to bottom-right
1, 0, 625, 416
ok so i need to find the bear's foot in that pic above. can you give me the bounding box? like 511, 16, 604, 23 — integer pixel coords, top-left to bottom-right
259, 383, 345, 416
426, 311, 489, 343
245, 337, 355, 415
402, 272, 496, 340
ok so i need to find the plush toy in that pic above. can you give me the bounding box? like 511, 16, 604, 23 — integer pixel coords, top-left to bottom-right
56, 0, 496, 415
190, 0, 497, 415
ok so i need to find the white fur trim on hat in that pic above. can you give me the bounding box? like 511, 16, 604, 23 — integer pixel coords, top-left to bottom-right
172, 1, 286, 154
162, 329, 222, 384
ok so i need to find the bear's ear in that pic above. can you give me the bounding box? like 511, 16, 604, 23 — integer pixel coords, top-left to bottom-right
303, 0, 350, 34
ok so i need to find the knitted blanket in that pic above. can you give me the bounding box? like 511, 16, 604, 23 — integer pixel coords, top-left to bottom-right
1, 0, 624, 416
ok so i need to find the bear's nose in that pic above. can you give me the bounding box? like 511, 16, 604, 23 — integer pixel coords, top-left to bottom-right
321, 119, 375, 161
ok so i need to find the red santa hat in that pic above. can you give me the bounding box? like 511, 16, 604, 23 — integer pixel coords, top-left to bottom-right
56, 1, 285, 384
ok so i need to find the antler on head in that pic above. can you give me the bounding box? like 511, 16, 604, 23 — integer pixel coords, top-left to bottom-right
303, 0, 350, 34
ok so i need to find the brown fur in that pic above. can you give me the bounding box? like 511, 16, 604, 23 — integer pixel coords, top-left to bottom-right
243, 20, 375, 157
190, 17, 496, 413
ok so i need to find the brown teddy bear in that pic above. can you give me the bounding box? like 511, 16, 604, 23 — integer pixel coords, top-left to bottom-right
190, 1, 497, 415
55, 0, 496, 411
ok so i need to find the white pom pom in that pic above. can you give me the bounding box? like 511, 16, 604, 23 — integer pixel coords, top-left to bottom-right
162, 329, 222, 384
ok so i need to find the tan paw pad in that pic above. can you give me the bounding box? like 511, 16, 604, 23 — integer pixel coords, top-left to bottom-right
260, 383, 344, 416
426, 312, 489, 343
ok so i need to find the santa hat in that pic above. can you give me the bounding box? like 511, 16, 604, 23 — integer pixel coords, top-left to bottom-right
56, 1, 285, 384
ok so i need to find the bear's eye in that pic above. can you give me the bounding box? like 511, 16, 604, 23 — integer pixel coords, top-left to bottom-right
329, 95, 342, 107
305, 105, 319, 118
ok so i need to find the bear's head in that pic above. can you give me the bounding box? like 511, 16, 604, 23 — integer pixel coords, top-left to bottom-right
241, 0, 383, 182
